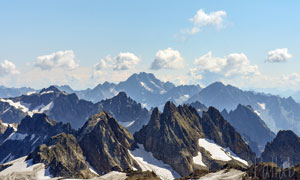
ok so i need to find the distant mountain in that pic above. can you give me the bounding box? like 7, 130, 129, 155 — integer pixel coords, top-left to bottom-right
97, 92, 150, 133
55, 72, 202, 108
134, 101, 255, 176
0, 87, 150, 131
261, 130, 300, 168
187, 81, 300, 136
0, 86, 35, 98
189, 101, 208, 115
222, 104, 275, 155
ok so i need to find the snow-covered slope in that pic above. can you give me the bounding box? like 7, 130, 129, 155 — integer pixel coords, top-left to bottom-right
0, 156, 54, 180
198, 138, 248, 166
129, 144, 180, 180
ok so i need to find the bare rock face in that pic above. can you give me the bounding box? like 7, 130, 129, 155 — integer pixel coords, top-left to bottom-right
28, 133, 96, 179
134, 102, 255, 177
261, 130, 300, 167
201, 107, 256, 163
77, 111, 140, 175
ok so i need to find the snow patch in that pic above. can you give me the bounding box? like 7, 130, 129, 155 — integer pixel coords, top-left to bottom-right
129, 144, 180, 180
198, 169, 245, 180
32, 102, 53, 114
198, 138, 248, 166
193, 151, 206, 167
119, 121, 135, 128
257, 102, 266, 110
27, 91, 36, 95
4, 132, 28, 142
98, 171, 127, 180
0, 156, 53, 179
40, 91, 54, 95
140, 82, 153, 92
0, 98, 32, 116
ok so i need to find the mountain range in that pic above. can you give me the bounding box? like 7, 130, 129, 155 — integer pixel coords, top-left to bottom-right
1, 72, 300, 179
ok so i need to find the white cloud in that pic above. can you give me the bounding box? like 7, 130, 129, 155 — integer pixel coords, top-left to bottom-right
266, 48, 292, 63
175, 9, 227, 41
190, 9, 227, 31
0, 60, 19, 76
150, 48, 184, 70
192, 51, 260, 79
94, 59, 107, 71
35, 50, 79, 70
93, 52, 140, 76
113, 52, 140, 70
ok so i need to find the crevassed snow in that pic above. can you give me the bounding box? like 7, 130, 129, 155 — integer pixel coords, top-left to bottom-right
129, 144, 180, 180
140, 82, 153, 92
4, 132, 28, 142
119, 121, 135, 128
199, 169, 245, 180
193, 151, 206, 167
198, 139, 248, 166
257, 102, 266, 110
0, 156, 53, 179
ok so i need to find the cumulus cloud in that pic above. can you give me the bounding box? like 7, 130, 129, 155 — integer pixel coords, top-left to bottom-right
0, 60, 19, 76
113, 52, 140, 70
192, 51, 260, 79
94, 59, 107, 71
150, 48, 184, 70
93, 52, 140, 73
189, 9, 227, 33
266, 48, 292, 63
35, 50, 79, 70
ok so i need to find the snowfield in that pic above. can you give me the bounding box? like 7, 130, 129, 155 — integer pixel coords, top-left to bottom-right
199, 169, 245, 180
0, 156, 54, 180
198, 138, 248, 166
129, 144, 180, 180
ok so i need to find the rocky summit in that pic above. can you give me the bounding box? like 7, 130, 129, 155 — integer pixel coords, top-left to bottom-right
261, 130, 300, 168
77, 111, 140, 175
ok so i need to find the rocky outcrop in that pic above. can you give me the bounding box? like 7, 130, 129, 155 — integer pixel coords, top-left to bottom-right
201, 107, 256, 163
27, 133, 96, 179
134, 102, 255, 176
77, 111, 140, 175
261, 130, 300, 167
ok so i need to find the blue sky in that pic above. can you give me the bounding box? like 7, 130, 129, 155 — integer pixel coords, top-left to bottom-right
0, 0, 299, 92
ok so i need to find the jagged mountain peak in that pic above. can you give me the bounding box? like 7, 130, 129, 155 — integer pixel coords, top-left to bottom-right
261, 130, 300, 167
273, 130, 299, 143
78, 111, 139, 174
18, 113, 72, 135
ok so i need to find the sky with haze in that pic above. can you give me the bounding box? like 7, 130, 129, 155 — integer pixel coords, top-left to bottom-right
0, 0, 299, 94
